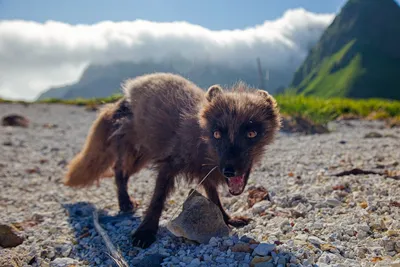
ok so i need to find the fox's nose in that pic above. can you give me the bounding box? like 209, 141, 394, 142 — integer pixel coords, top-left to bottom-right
222, 166, 236, 178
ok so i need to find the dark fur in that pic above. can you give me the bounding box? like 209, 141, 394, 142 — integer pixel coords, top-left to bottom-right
64, 73, 281, 248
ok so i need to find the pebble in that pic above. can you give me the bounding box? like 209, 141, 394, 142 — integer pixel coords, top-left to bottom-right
203, 254, 212, 261
231, 243, 253, 253
55, 243, 72, 257
50, 257, 77, 267
250, 256, 272, 266
308, 236, 325, 245
326, 198, 342, 207
209, 237, 219, 247
189, 258, 201, 266
181, 256, 193, 263
251, 200, 271, 215
223, 239, 234, 247
253, 243, 276, 256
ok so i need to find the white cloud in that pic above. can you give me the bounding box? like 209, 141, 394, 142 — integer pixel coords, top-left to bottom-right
0, 8, 334, 101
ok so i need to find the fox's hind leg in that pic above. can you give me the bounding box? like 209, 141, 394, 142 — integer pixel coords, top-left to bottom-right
114, 146, 149, 213
112, 122, 149, 213
114, 165, 134, 213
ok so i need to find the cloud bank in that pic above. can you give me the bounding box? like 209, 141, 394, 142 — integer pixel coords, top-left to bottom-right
0, 8, 334, 100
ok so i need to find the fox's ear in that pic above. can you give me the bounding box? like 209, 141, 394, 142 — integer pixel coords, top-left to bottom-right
256, 90, 277, 107
206, 85, 223, 102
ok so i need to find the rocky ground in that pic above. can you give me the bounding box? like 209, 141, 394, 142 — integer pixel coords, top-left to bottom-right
1, 103, 399, 267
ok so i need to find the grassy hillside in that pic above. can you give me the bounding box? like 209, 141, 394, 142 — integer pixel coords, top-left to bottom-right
290, 0, 400, 100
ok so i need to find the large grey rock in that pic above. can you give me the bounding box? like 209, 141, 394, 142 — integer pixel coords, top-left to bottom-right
166, 189, 230, 244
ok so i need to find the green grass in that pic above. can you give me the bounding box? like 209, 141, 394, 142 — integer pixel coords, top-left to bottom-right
2, 94, 400, 126
37, 93, 123, 106
275, 94, 400, 124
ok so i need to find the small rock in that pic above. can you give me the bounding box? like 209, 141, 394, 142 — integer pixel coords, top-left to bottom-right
223, 239, 234, 247
135, 253, 165, 266
2, 141, 12, 146
320, 243, 338, 253
317, 252, 332, 264
387, 230, 398, 237
295, 234, 308, 242
167, 190, 230, 244
209, 237, 219, 246
250, 256, 272, 267
231, 243, 253, 253
50, 257, 77, 267
395, 241, 400, 253
364, 132, 383, 138
290, 203, 307, 218
381, 237, 395, 252
308, 236, 325, 245
215, 256, 226, 263
325, 198, 342, 207
357, 230, 368, 239
279, 220, 292, 234
357, 223, 370, 233
359, 201, 368, 209
253, 243, 276, 256
247, 186, 269, 208
55, 243, 72, 257
240, 235, 254, 243
42, 123, 58, 129
0, 224, 24, 248
251, 200, 271, 215
203, 254, 212, 261
314, 222, 323, 229
182, 256, 194, 264
355, 247, 367, 258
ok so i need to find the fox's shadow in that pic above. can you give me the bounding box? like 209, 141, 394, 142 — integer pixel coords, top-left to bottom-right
63, 202, 303, 267
62, 202, 172, 266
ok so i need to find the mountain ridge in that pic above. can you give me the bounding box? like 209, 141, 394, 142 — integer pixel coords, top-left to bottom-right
37, 59, 293, 100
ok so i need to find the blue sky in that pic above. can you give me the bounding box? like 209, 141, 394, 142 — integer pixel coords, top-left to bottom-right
0, 0, 349, 29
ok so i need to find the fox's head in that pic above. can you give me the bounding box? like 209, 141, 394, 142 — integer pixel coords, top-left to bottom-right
199, 82, 281, 196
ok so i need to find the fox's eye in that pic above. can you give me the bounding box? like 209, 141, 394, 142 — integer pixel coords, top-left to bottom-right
247, 130, 257, 138
213, 130, 221, 139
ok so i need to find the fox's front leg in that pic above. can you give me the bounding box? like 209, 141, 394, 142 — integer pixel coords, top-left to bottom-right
131, 164, 176, 248
203, 182, 251, 228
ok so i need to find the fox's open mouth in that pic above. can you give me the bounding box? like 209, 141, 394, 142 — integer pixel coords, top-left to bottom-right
225, 174, 246, 195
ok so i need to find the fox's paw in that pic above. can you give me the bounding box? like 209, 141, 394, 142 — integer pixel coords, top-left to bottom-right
119, 197, 139, 214
131, 228, 157, 249
227, 216, 252, 228
119, 201, 134, 214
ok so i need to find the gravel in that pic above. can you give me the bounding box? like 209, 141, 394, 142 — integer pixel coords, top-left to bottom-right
0, 103, 399, 267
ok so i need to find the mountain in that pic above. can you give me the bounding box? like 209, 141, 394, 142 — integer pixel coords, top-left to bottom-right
37, 58, 294, 100
289, 0, 400, 100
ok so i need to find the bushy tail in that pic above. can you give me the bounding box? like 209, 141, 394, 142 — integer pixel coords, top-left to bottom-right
64, 104, 117, 187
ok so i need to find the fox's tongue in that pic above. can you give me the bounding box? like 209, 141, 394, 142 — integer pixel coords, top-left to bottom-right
227, 175, 245, 195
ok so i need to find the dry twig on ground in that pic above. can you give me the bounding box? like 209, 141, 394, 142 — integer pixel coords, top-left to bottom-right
92, 211, 129, 267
